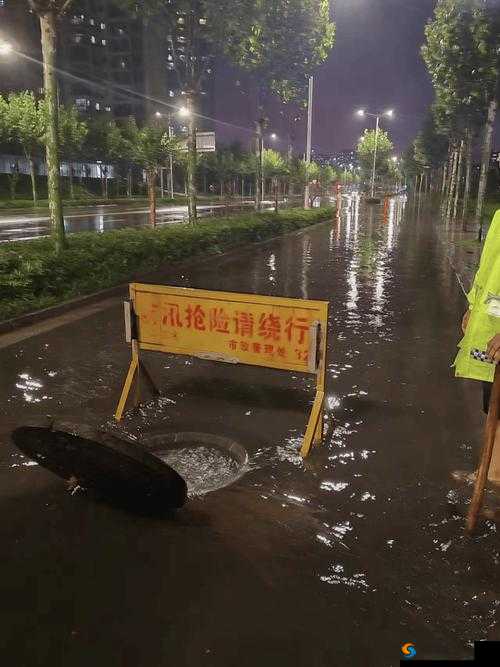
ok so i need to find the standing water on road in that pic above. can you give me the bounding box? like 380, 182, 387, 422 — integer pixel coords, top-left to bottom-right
0, 196, 499, 666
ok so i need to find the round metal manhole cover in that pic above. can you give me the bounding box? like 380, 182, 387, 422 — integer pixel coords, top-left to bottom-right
144, 432, 249, 497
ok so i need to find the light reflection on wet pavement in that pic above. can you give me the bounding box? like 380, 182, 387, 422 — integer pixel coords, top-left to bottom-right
0, 202, 273, 242
0, 195, 498, 665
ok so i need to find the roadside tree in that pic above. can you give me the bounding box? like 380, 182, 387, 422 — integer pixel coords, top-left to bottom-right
129, 122, 182, 226
4, 91, 44, 204
27, 0, 76, 252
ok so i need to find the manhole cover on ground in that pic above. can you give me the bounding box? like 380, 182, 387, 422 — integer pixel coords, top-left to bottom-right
11, 420, 188, 511
144, 432, 249, 497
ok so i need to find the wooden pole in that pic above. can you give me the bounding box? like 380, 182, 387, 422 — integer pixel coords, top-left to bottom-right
466, 365, 500, 533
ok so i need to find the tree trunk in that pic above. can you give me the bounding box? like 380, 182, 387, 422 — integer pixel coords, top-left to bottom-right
69, 166, 74, 200
475, 97, 498, 236
453, 139, 464, 220
220, 181, 224, 199
274, 178, 279, 213
147, 168, 157, 228
445, 147, 454, 200
446, 147, 458, 220
462, 130, 473, 223
8, 173, 19, 200
127, 167, 133, 197
186, 92, 197, 224
28, 156, 38, 204
441, 162, 447, 195
39, 10, 65, 252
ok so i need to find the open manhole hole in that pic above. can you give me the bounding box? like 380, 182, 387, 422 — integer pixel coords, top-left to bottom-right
145, 432, 249, 497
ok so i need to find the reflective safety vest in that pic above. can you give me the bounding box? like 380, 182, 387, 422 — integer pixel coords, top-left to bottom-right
455, 210, 500, 383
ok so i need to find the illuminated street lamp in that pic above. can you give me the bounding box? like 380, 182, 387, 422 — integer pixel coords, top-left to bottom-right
177, 106, 190, 118
0, 40, 13, 56
270, 133, 278, 141
355, 108, 395, 197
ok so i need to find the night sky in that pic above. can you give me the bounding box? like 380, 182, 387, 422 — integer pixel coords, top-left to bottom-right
214, 0, 437, 156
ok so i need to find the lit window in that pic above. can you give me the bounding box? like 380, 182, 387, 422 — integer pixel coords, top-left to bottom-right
100, 23, 106, 30
105, 106, 111, 112
169, 90, 174, 97
101, 39, 106, 46
95, 102, 100, 110
199, 18, 207, 25
90, 18, 95, 26
75, 97, 90, 110
91, 35, 96, 44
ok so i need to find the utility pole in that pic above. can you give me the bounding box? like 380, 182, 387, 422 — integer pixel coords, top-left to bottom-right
255, 117, 266, 212
186, 91, 197, 224
168, 117, 174, 200
304, 76, 314, 209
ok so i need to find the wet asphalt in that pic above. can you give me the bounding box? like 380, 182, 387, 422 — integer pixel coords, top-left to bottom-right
0, 202, 257, 243
0, 195, 499, 666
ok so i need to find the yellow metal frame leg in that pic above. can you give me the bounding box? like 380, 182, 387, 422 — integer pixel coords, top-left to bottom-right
115, 356, 138, 421
301, 390, 325, 458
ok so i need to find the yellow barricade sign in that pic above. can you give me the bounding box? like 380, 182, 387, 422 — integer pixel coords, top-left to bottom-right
115, 283, 328, 457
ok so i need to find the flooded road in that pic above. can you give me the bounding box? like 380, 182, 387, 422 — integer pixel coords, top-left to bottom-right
0, 201, 261, 243
1, 196, 499, 666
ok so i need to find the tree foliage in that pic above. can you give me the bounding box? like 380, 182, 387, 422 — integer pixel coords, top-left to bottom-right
123, 0, 334, 104
262, 149, 288, 179
422, 0, 498, 137
3, 91, 45, 159
413, 113, 448, 169
226, 0, 335, 104
357, 129, 394, 180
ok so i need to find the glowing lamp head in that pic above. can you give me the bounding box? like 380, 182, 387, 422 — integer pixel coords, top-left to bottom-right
0, 41, 13, 56
385, 109, 394, 118
177, 106, 190, 118
356, 109, 365, 117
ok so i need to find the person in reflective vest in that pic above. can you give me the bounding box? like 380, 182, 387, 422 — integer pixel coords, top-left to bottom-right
455, 210, 500, 482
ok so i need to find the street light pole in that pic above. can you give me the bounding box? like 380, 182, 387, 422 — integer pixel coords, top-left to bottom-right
304, 76, 314, 209
371, 115, 380, 199
356, 108, 394, 199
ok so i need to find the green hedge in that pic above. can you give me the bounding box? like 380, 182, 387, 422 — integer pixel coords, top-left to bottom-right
0, 207, 332, 321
